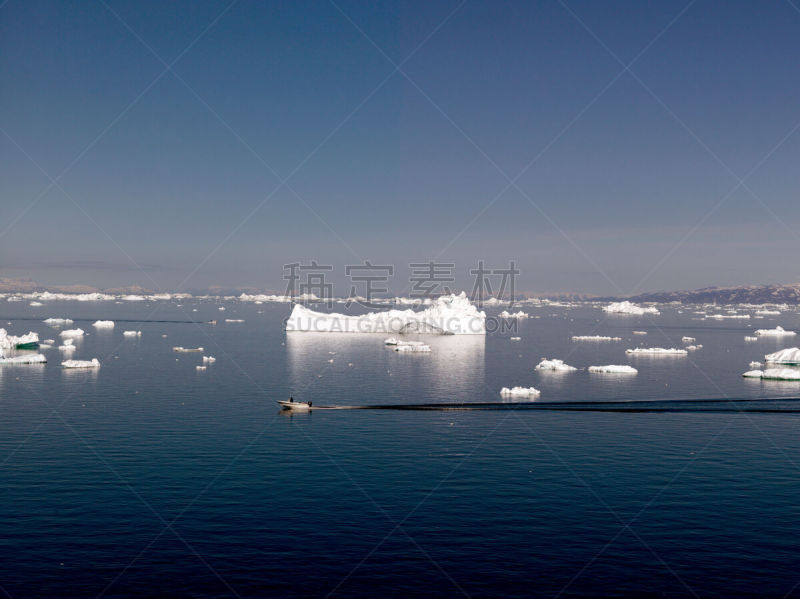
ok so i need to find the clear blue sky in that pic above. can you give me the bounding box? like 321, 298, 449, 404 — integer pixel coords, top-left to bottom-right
2, 0, 799, 295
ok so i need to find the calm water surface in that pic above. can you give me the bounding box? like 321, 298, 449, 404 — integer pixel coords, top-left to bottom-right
2, 299, 800, 597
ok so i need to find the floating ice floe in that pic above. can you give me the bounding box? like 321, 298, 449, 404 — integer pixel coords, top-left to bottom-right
685, 345, 702, 351
510, 336, 521, 341
39, 344, 53, 350
571, 335, 622, 342
93, 320, 115, 328
626, 347, 688, 356
742, 368, 800, 381
286, 292, 485, 335
44, 318, 74, 326
682, 336, 696, 343
0, 353, 46, 364
754, 326, 796, 337
744, 336, 758, 342
59, 328, 84, 338
603, 301, 660, 315
0, 329, 39, 350
394, 344, 432, 352
225, 319, 245, 323
173, 347, 204, 353
123, 330, 142, 337
749, 361, 764, 368
30, 301, 43, 307
62, 359, 100, 369
764, 347, 800, 365
58, 339, 76, 352
633, 331, 648, 335
588, 365, 638, 374
756, 310, 781, 315
535, 358, 577, 372
498, 310, 529, 319
500, 386, 541, 398
196, 365, 207, 371
202, 356, 216, 363
706, 314, 750, 319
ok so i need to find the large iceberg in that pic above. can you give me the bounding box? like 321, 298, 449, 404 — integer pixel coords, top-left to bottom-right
535, 358, 577, 371
0, 329, 39, 350
603, 301, 660, 315
286, 292, 485, 335
765, 347, 800, 365
754, 326, 796, 337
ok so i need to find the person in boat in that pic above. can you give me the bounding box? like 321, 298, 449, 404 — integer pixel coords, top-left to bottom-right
288, 396, 293, 403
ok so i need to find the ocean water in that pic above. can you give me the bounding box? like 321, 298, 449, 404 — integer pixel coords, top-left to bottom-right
2, 299, 800, 598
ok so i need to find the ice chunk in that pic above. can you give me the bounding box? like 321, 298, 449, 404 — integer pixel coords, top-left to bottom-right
59, 328, 84, 338
225, 319, 245, 323
535, 358, 577, 371
572, 335, 622, 342
633, 331, 648, 335
626, 347, 688, 356
0, 353, 46, 364
754, 326, 796, 337
44, 318, 74, 326
202, 356, 216, 363
286, 292, 485, 335
499, 386, 541, 398
707, 314, 750, 319
756, 310, 781, 315
685, 345, 701, 351
764, 347, 800, 365
745, 336, 758, 342
0, 329, 39, 350
93, 320, 115, 328
498, 310, 529, 319
123, 330, 142, 337
62, 358, 100, 369
510, 336, 521, 341
173, 347, 204, 353
743, 368, 800, 381
603, 301, 660, 315
682, 336, 696, 343
30, 301, 43, 307
749, 361, 763, 368
394, 344, 432, 352
588, 365, 638, 374
196, 365, 207, 371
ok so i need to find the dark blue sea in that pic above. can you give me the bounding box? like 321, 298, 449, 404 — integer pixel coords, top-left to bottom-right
3, 298, 800, 598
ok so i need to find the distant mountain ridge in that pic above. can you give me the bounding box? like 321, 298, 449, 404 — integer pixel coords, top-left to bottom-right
628, 284, 800, 305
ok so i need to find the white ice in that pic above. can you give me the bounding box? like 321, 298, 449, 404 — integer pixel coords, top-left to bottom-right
500, 386, 541, 398
572, 335, 622, 341
764, 347, 800, 365
588, 365, 638, 374
682, 336, 696, 343
535, 358, 577, 372
603, 301, 660, 315
286, 292, 485, 335
93, 320, 115, 328
743, 368, 800, 381
754, 326, 796, 337
123, 330, 142, 337
633, 331, 648, 335
59, 328, 84, 338
62, 358, 100, 369
44, 318, 74, 325
0, 353, 46, 364
498, 310, 529, 319
626, 347, 688, 356
395, 344, 432, 352
0, 329, 39, 350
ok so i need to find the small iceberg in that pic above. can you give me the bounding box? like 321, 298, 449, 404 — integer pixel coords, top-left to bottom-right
44, 318, 74, 326
196, 365, 207, 371
749, 361, 763, 368
93, 320, 115, 328
225, 319, 245, 323
755, 309, 781, 315
754, 326, 796, 337
632, 331, 647, 335
123, 330, 142, 337
682, 336, 696, 343
500, 386, 541, 398
743, 368, 800, 381
62, 358, 101, 369
509, 336, 521, 341
394, 344, 432, 352
572, 335, 622, 342
30, 301, 43, 307
173, 347, 204, 353
588, 365, 638, 374
625, 347, 688, 356
603, 301, 659, 315
0, 353, 47, 364
202, 356, 216, 363
58, 339, 76, 352
59, 328, 85, 338
765, 347, 800, 365
535, 358, 577, 372
744, 336, 758, 342
498, 310, 529, 319
0, 330, 39, 350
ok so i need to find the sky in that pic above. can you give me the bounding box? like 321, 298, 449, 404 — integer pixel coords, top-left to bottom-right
1, 0, 799, 296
